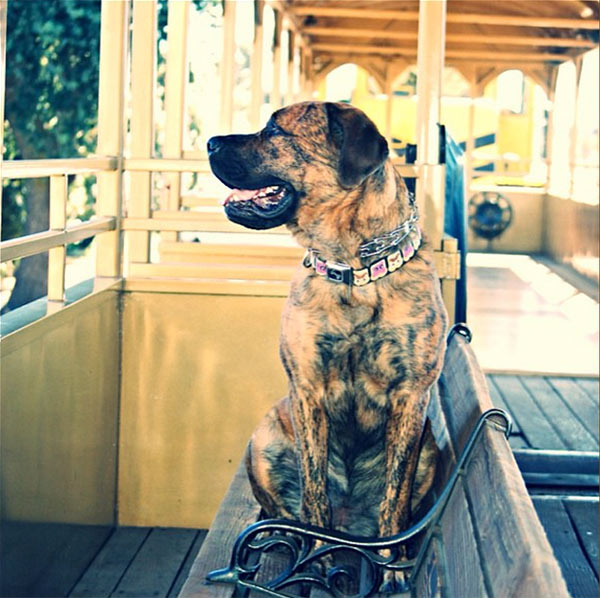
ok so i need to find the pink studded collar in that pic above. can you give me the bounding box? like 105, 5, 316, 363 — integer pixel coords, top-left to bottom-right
303, 224, 422, 286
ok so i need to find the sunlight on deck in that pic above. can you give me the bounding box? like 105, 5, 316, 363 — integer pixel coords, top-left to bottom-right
467, 253, 599, 376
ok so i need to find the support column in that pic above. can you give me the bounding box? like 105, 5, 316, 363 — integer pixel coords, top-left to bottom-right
544, 67, 559, 192
569, 56, 583, 197
415, 0, 446, 250
465, 80, 477, 196
250, 0, 264, 130
96, 0, 129, 279
286, 31, 295, 106
129, 0, 157, 263
163, 0, 189, 243
271, 9, 282, 110
220, 0, 236, 133
384, 67, 394, 151
0, 0, 6, 215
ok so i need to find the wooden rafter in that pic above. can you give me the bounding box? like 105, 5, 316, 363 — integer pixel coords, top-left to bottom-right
290, 6, 600, 30
311, 43, 572, 62
304, 26, 597, 49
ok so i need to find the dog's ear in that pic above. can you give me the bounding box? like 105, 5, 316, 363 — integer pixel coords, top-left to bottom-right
325, 102, 389, 188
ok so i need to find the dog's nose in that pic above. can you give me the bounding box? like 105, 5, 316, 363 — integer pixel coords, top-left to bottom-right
207, 136, 221, 155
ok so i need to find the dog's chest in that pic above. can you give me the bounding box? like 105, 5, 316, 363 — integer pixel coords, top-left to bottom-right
320, 323, 407, 438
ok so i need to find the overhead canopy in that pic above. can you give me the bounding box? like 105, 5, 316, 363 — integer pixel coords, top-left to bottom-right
280, 0, 599, 92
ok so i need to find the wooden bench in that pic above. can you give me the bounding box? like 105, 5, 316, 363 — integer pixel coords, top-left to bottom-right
179, 331, 569, 597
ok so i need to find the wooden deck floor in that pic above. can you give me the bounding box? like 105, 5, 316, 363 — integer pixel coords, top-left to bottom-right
487, 374, 599, 451
2, 375, 597, 598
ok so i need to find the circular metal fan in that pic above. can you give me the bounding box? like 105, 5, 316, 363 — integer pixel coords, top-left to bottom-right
468, 191, 513, 240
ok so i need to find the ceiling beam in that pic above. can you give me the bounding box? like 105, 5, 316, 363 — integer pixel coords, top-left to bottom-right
311, 43, 572, 62
304, 26, 598, 48
291, 6, 600, 29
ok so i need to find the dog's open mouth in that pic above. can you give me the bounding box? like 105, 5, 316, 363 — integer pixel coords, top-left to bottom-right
221, 183, 297, 230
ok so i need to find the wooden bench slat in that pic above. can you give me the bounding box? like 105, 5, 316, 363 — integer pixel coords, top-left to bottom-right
467, 428, 569, 597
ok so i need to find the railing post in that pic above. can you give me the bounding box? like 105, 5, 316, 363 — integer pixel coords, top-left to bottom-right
286, 30, 295, 106
163, 0, 189, 243
47, 175, 68, 307
271, 9, 282, 110
220, 0, 236, 133
250, 0, 264, 130
96, 0, 129, 279
0, 0, 8, 221
415, 0, 446, 251
129, 0, 158, 263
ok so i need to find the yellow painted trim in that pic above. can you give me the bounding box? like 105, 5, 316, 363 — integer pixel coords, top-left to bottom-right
123, 277, 290, 297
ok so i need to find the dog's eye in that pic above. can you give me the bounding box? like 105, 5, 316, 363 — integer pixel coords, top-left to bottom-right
264, 119, 290, 138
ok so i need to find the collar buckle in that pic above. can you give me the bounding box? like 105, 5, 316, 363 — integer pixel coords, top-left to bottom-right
326, 262, 352, 285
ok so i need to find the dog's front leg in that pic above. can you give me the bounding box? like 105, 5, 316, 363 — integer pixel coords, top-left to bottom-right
379, 394, 428, 535
290, 387, 331, 528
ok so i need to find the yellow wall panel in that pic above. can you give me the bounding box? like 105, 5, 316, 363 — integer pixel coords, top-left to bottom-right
1, 292, 120, 525
467, 189, 545, 253
118, 291, 288, 528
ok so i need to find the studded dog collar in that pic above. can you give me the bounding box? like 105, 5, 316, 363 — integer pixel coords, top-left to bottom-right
303, 223, 422, 286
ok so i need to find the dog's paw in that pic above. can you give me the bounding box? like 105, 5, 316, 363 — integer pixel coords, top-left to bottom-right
380, 569, 410, 594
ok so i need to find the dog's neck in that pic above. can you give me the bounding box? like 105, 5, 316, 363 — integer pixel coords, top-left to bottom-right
290, 161, 415, 268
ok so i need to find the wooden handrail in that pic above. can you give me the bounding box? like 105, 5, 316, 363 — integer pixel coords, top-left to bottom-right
1, 217, 116, 262
1, 157, 119, 179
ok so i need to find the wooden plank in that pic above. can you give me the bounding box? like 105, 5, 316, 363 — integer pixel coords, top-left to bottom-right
574, 378, 599, 404
563, 498, 599, 578
548, 377, 599, 441
438, 482, 489, 598
532, 497, 598, 598
167, 530, 208, 598
465, 428, 569, 597
1, 523, 108, 598
485, 374, 522, 435
111, 528, 197, 597
70, 527, 151, 598
490, 375, 567, 450
29, 525, 113, 598
179, 462, 262, 597
520, 376, 598, 451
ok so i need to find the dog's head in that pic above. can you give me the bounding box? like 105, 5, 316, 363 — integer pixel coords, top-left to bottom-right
207, 102, 388, 230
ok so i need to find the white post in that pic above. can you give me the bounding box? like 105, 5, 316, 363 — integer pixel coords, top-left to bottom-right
569, 56, 583, 197
465, 80, 477, 196
96, 0, 129, 279
286, 31, 295, 106
0, 0, 6, 217
250, 0, 264, 130
415, 0, 446, 250
220, 0, 236, 133
129, 0, 157, 263
271, 10, 282, 110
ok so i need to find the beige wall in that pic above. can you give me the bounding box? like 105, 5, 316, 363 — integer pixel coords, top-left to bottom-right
118, 291, 288, 528
1, 291, 120, 525
544, 194, 599, 283
467, 188, 545, 254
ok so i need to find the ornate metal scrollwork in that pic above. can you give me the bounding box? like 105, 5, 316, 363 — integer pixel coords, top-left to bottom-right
207, 408, 512, 597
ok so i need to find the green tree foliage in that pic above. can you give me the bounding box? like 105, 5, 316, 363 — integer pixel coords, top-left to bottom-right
2, 0, 101, 311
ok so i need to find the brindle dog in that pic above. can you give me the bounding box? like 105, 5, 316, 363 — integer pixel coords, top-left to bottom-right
207, 102, 448, 587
